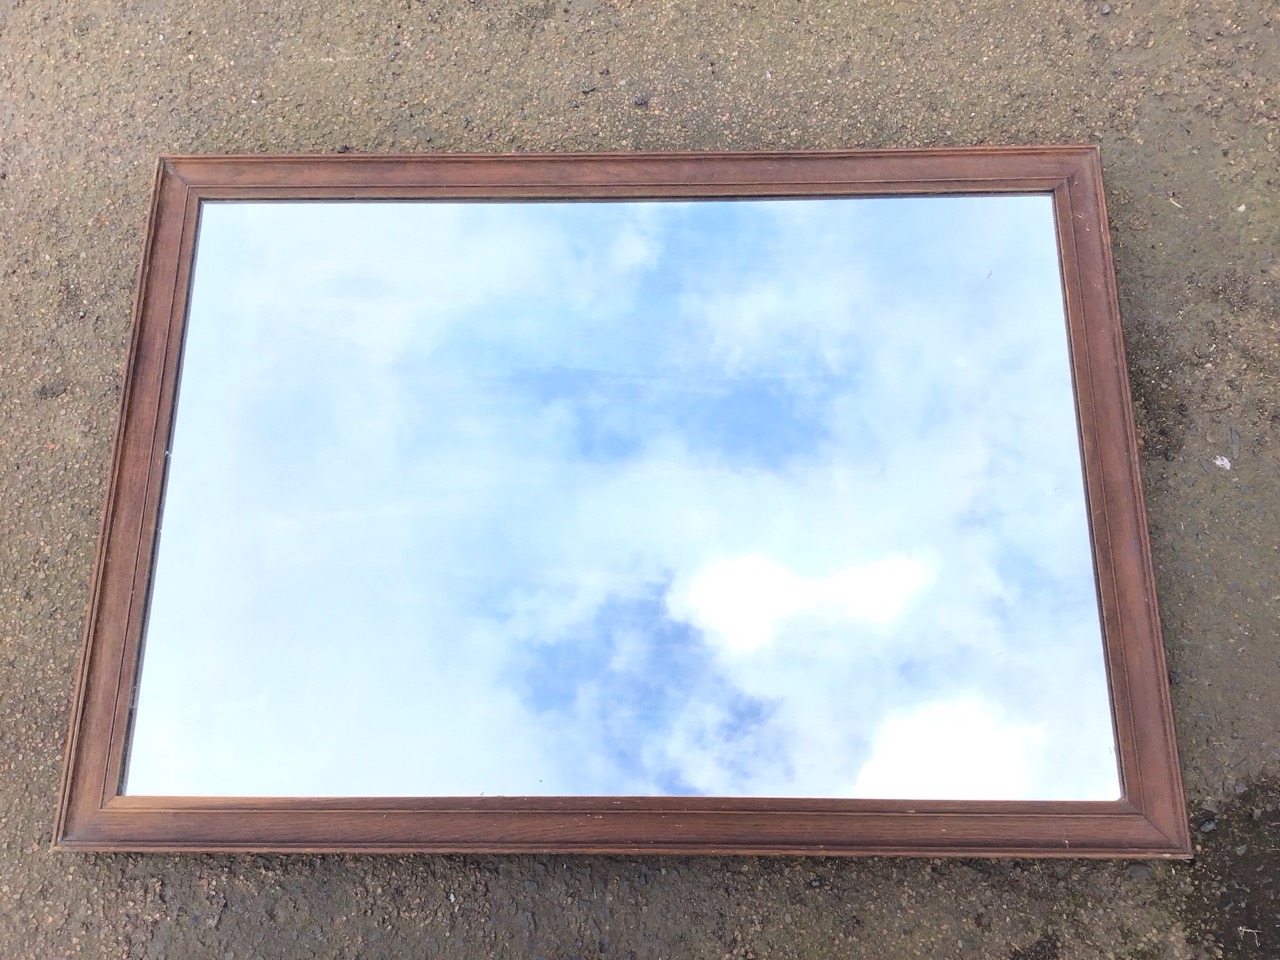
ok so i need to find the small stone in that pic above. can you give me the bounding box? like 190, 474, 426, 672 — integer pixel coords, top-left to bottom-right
1234, 844, 1248, 855
633, 95, 650, 107
1127, 863, 1152, 880
1100, 3, 1112, 12
1198, 818, 1217, 833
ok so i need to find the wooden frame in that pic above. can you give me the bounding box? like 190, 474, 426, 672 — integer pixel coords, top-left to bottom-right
55, 147, 1190, 857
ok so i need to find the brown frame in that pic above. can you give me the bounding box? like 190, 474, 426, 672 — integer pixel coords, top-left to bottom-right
54, 147, 1191, 857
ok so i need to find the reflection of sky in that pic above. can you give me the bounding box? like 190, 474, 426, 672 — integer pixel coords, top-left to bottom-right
125, 196, 1121, 800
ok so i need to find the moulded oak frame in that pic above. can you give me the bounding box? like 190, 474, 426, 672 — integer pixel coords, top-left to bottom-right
55, 147, 1191, 857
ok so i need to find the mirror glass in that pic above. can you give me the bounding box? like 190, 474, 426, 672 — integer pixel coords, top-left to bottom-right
124, 195, 1121, 801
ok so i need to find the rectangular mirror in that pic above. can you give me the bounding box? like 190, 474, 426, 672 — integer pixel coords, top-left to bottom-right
56, 148, 1190, 856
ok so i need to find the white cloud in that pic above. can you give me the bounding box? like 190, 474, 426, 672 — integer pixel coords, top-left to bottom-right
850, 699, 1049, 800
667, 553, 935, 654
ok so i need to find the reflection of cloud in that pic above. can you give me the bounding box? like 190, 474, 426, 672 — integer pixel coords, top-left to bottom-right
668, 553, 935, 654
126, 195, 1121, 801
850, 699, 1049, 800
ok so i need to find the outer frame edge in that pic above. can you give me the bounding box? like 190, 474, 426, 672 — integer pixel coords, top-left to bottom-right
55, 147, 1190, 858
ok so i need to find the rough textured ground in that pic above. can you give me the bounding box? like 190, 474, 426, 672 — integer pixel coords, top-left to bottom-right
1, 0, 1277, 957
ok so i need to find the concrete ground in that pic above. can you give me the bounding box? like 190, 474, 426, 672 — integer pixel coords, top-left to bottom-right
1, 0, 1276, 957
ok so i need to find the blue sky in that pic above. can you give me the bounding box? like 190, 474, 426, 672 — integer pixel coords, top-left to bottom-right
125, 195, 1121, 800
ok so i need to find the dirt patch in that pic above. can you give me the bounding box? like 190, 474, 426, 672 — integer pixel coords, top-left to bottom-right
1172, 778, 1280, 959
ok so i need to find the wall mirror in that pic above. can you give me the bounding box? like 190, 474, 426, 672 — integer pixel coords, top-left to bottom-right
56, 148, 1190, 856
